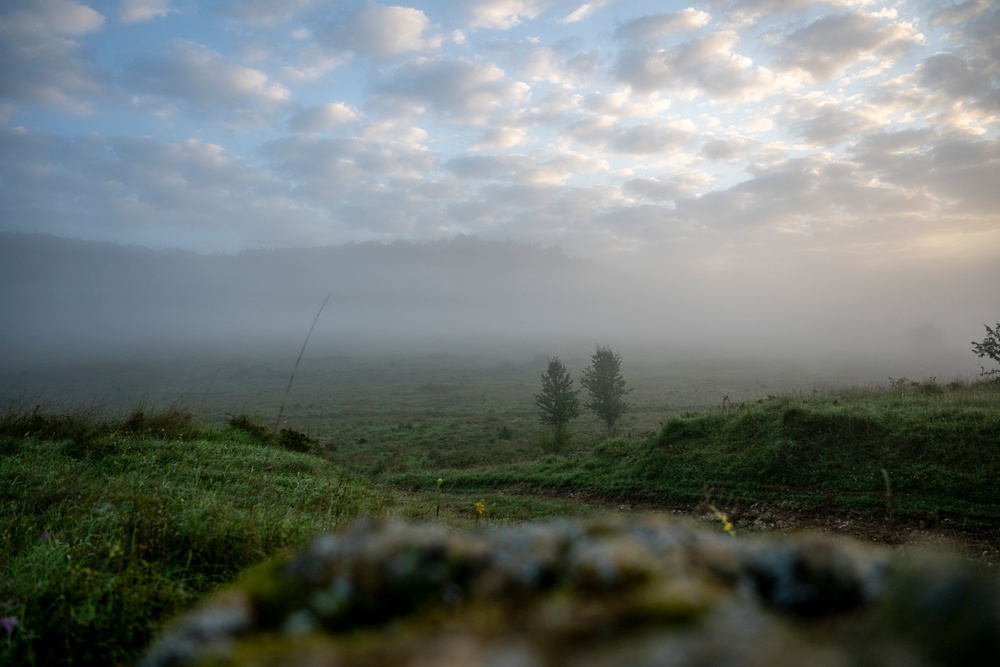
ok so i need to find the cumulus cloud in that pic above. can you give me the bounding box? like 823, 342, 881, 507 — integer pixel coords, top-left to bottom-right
373, 57, 530, 125
125, 41, 290, 116
261, 133, 437, 211
522, 46, 576, 84
289, 102, 360, 134
2, 0, 104, 35
963, 4, 1000, 62
560, 1, 614, 24
671, 153, 934, 236
470, 126, 529, 151
322, 4, 439, 59
458, 0, 545, 30
445, 149, 607, 185
582, 90, 671, 118
0, 128, 324, 249
218, 0, 319, 26
926, 138, 1000, 215
713, 0, 880, 23
0, 0, 106, 112
119, 0, 176, 23
918, 53, 984, 100
623, 172, 710, 201
616, 30, 790, 100
869, 8, 1000, 135
701, 135, 758, 161
613, 8, 711, 43
781, 96, 883, 147
774, 10, 924, 81
929, 0, 991, 27
563, 115, 697, 157
608, 123, 694, 155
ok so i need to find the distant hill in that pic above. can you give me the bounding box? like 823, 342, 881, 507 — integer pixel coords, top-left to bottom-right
0, 232, 637, 361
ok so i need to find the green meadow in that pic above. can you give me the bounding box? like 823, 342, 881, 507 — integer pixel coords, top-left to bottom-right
2, 354, 998, 666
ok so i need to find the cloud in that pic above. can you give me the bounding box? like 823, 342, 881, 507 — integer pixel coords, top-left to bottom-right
289, 102, 360, 134
613, 8, 711, 43
517, 44, 601, 88
560, 1, 613, 24
373, 57, 530, 125
701, 136, 758, 161
445, 149, 608, 185
458, 0, 545, 30
616, 30, 791, 100
119, 0, 176, 23
470, 126, 529, 151
261, 132, 437, 210
713, 0, 881, 23
926, 138, 1000, 215
608, 123, 694, 155
322, 3, 439, 59
915, 1, 1000, 116
929, 0, 991, 27
781, 96, 883, 147
0, 0, 106, 112
522, 46, 576, 84
670, 153, 935, 236
774, 10, 924, 81
918, 53, 986, 100
0, 128, 326, 250
563, 115, 697, 158
2, 0, 104, 35
582, 90, 671, 118
623, 173, 710, 201
217, 0, 319, 26
963, 4, 1000, 62
125, 41, 290, 116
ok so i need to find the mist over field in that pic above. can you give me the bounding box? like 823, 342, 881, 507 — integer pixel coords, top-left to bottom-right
2, 0, 999, 398
0, 231, 989, 387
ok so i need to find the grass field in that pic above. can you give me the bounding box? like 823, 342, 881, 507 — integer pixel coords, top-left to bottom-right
390, 378, 1000, 520
1, 353, 997, 666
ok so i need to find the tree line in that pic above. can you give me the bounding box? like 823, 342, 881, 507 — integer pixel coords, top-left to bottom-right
534, 345, 632, 450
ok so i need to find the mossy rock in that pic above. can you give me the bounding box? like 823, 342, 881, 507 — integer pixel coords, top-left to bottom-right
140, 516, 1000, 667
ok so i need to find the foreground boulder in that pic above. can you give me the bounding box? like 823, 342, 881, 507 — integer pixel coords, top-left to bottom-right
141, 516, 999, 667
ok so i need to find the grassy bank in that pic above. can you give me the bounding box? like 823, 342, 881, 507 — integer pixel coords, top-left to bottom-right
0, 408, 397, 667
391, 379, 1000, 519
3, 373, 997, 665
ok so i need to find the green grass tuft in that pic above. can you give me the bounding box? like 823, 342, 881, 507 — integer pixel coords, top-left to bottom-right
0, 405, 398, 667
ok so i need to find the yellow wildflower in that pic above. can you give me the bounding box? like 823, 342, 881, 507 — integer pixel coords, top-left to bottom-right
709, 505, 735, 536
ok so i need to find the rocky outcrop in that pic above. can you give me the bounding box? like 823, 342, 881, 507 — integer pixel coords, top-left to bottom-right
140, 516, 1000, 667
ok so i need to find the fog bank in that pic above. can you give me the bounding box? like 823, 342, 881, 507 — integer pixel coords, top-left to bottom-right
0, 232, 992, 381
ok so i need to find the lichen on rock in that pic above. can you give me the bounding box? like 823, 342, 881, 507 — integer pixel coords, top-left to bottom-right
140, 515, 1000, 667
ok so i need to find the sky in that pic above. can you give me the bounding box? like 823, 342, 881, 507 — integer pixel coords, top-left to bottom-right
1, 0, 998, 359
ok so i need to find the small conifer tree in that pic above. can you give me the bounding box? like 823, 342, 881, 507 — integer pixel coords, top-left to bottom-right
534, 357, 580, 450
581, 345, 632, 434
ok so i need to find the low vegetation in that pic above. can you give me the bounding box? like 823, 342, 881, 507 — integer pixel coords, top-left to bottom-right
391, 378, 1000, 521
0, 407, 396, 667
2, 355, 999, 667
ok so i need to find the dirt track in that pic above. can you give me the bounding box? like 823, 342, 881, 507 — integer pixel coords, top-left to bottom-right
663, 501, 999, 565
555, 490, 1000, 564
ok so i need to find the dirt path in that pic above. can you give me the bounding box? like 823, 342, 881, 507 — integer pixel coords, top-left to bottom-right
556, 490, 1000, 565
426, 486, 1000, 564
